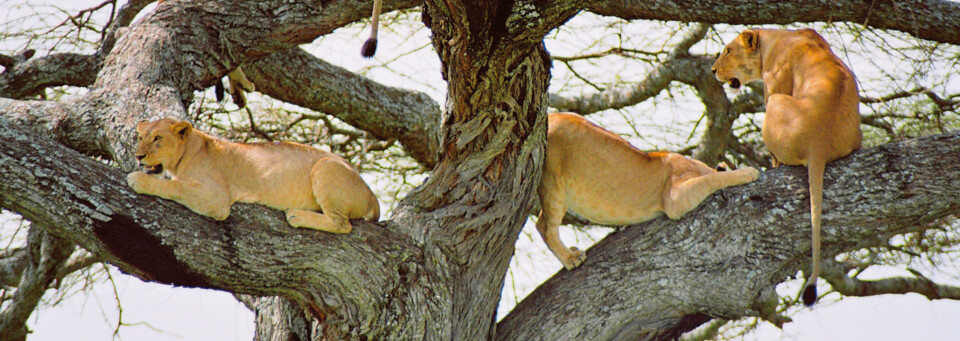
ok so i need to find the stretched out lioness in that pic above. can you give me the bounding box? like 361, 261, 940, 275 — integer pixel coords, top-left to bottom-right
712, 28, 862, 305
126, 118, 380, 233
538, 113, 759, 269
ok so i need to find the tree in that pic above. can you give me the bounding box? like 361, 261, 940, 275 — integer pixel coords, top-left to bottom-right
1, 0, 959, 340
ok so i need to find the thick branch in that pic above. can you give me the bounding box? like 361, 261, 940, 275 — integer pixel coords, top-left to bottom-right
820, 259, 960, 300
0, 248, 27, 287
588, 0, 960, 45
0, 227, 74, 340
243, 48, 440, 168
0, 53, 100, 99
0, 123, 438, 338
498, 131, 960, 340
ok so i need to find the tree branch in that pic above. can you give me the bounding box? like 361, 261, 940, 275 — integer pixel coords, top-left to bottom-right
0, 122, 436, 338
546, 23, 709, 114
0, 227, 74, 340
0, 53, 100, 99
587, 0, 960, 45
243, 48, 440, 168
820, 259, 960, 300
498, 131, 960, 340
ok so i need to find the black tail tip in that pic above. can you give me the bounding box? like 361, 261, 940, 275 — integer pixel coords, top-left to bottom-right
802, 284, 817, 306
361, 38, 378, 58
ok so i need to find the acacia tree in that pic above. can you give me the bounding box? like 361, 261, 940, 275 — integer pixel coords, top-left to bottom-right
1, 0, 960, 340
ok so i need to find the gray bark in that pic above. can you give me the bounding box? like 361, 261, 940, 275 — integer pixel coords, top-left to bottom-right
588, 0, 960, 45
2, 0, 960, 340
243, 48, 441, 168
497, 131, 960, 340
4, 95, 960, 341
0, 227, 73, 340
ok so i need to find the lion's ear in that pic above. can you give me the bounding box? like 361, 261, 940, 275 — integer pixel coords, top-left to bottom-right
136, 120, 149, 135
170, 121, 193, 139
740, 30, 759, 52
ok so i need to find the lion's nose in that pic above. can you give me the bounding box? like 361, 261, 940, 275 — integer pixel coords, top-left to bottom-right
135, 154, 145, 161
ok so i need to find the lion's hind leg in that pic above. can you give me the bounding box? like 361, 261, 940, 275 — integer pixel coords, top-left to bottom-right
286, 157, 373, 234
286, 209, 352, 234
662, 167, 759, 220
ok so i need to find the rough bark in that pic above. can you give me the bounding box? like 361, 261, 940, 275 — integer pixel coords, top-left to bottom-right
3, 0, 960, 340
4, 99, 960, 341
243, 48, 441, 168
0, 121, 429, 339
237, 295, 317, 341
497, 131, 960, 340
0, 227, 74, 340
588, 0, 960, 45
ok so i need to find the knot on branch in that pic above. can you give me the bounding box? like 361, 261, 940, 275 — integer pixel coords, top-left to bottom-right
0, 50, 35, 70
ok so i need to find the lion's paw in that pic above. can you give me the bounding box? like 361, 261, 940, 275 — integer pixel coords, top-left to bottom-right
562, 246, 587, 270
741, 167, 760, 182
126, 172, 151, 193
286, 209, 311, 228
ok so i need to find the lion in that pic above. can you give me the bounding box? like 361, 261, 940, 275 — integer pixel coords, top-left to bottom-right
537, 112, 759, 270
712, 28, 862, 305
126, 118, 380, 234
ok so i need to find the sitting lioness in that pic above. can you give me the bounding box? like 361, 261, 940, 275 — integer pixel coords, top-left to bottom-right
126, 118, 380, 233
537, 113, 759, 269
712, 28, 862, 305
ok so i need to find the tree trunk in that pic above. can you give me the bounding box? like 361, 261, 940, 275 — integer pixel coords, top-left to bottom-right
3, 0, 960, 340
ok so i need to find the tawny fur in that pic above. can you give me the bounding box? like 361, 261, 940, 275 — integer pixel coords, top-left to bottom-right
126, 118, 380, 234
537, 113, 759, 270
712, 28, 862, 305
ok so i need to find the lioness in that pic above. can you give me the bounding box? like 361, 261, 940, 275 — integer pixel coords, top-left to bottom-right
538, 113, 759, 270
712, 28, 862, 305
126, 118, 380, 233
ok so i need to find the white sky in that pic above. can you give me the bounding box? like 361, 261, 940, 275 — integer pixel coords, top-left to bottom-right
3, 1, 960, 340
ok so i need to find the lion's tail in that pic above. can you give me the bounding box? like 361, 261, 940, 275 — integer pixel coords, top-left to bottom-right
360, 0, 383, 58
802, 156, 825, 306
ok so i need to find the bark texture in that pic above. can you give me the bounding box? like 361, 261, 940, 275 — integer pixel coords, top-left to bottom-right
243, 48, 441, 168
3, 100, 959, 341
588, 0, 960, 45
2, 0, 960, 340
497, 131, 960, 340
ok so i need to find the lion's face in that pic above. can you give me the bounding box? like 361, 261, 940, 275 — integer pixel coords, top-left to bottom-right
134, 118, 192, 174
711, 29, 762, 90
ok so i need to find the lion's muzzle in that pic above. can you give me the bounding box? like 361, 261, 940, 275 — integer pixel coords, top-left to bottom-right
729, 78, 741, 89
142, 163, 163, 174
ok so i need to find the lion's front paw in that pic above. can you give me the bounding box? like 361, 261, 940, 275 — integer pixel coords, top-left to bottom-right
286, 209, 310, 228
740, 167, 760, 182
126, 171, 152, 193
561, 246, 587, 270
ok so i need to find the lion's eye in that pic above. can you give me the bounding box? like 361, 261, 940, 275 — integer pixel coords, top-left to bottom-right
153, 136, 161, 142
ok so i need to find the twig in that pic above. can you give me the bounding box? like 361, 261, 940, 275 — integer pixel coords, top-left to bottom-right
245, 107, 274, 142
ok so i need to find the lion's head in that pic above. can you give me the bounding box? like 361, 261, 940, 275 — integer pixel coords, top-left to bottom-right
711, 29, 762, 90
134, 118, 192, 174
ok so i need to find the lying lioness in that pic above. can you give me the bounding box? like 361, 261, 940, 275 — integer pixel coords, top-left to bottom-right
712, 28, 862, 305
537, 113, 759, 269
126, 118, 380, 233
